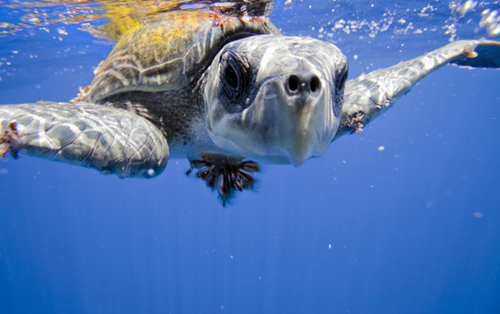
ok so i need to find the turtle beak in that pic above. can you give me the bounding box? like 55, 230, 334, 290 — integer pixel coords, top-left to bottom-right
258, 72, 337, 166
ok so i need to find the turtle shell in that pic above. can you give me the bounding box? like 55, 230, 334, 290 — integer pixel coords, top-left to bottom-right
84, 8, 279, 103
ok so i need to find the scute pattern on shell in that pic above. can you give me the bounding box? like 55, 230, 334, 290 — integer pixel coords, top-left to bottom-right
83, 9, 278, 103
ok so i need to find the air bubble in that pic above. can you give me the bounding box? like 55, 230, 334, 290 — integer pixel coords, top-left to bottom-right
147, 168, 155, 176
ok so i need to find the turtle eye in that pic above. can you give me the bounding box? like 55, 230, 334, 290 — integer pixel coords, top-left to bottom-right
333, 66, 348, 118
224, 64, 239, 89
336, 69, 348, 90
220, 52, 251, 108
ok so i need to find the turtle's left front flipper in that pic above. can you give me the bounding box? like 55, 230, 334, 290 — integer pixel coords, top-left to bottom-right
336, 40, 500, 138
0, 102, 169, 178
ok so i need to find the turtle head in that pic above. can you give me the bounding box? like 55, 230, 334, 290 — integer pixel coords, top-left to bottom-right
204, 35, 348, 166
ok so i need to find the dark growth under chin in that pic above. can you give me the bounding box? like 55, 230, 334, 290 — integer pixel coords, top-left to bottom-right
186, 156, 260, 206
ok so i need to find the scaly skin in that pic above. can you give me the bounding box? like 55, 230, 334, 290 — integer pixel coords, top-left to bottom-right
336, 40, 500, 138
0, 102, 168, 178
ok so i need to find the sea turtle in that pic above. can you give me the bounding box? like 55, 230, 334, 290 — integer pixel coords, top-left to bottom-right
1, 3, 499, 204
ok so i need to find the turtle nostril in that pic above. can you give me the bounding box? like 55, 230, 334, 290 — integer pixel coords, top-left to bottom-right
310, 75, 321, 93
287, 75, 300, 92
287, 74, 321, 94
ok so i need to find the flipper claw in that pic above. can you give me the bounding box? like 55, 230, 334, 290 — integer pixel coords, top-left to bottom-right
463, 44, 478, 59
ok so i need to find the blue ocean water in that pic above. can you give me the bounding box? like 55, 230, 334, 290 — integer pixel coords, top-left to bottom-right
0, 0, 499, 313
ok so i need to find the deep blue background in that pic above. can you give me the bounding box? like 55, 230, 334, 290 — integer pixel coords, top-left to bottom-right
1, 1, 499, 313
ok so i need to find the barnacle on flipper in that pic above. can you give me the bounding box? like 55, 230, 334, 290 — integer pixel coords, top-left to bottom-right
348, 111, 367, 135
0, 121, 21, 159
187, 156, 260, 206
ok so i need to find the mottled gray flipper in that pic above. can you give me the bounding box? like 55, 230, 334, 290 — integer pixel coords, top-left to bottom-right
336, 40, 500, 137
0, 102, 169, 177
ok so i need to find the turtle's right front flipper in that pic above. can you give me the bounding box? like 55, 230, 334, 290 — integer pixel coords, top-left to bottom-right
0, 102, 169, 178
